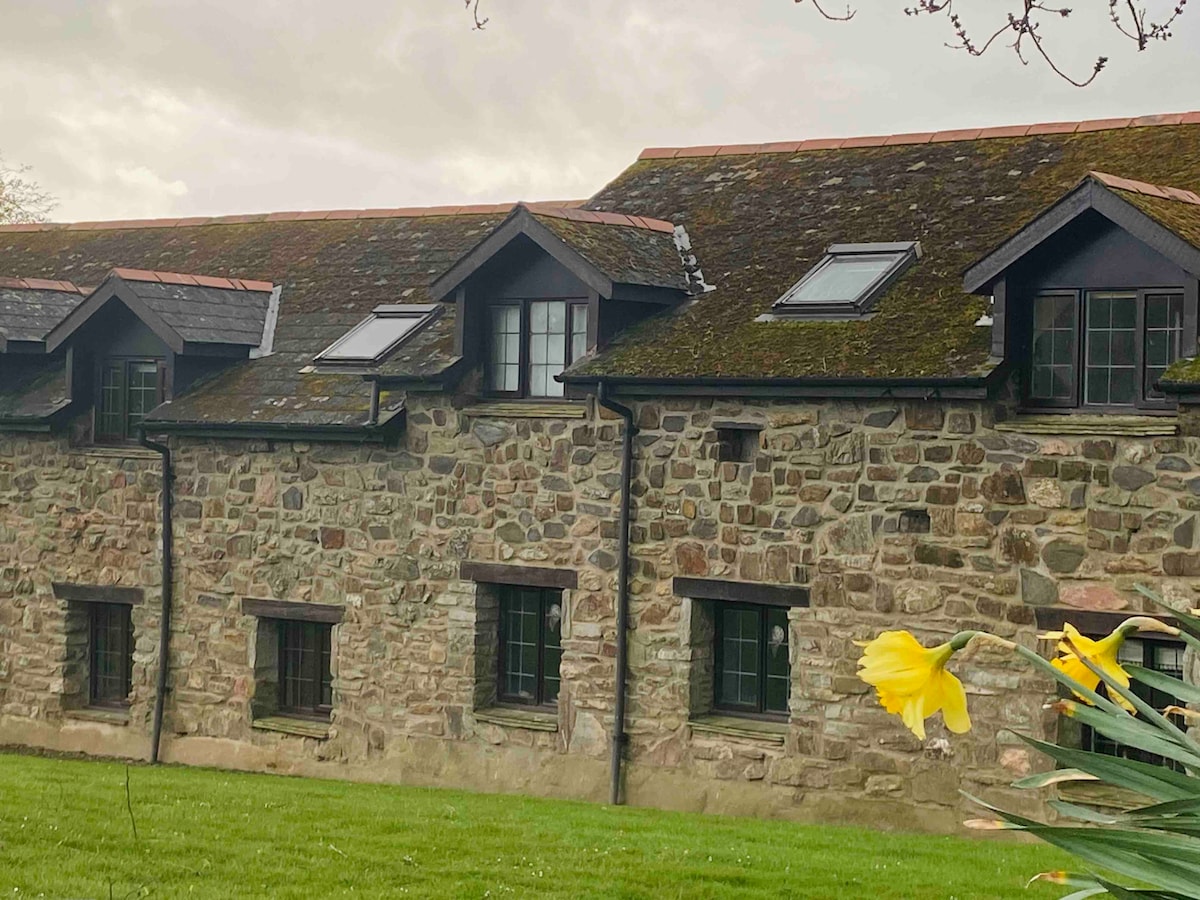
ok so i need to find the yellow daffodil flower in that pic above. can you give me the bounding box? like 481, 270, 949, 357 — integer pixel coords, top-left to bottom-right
1043, 622, 1136, 713
856, 630, 971, 740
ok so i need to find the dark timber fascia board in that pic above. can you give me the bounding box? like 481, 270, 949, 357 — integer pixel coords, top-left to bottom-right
429, 206, 614, 302
673, 577, 810, 609
561, 370, 999, 400
460, 561, 579, 590
45, 275, 185, 355
1032, 606, 1178, 642
140, 416, 402, 443
241, 597, 345, 624
52, 582, 145, 606
964, 178, 1200, 293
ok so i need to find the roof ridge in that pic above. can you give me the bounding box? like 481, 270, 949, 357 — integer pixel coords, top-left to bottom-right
110, 267, 275, 292
528, 204, 675, 234
1090, 170, 1200, 206
0, 199, 587, 235
0, 276, 84, 293
638, 110, 1200, 161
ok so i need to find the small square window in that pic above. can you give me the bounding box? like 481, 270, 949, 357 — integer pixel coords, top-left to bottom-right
716, 427, 758, 463
315, 304, 440, 365
767, 242, 919, 318
253, 617, 334, 721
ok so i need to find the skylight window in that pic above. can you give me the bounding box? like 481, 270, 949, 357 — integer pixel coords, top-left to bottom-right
315, 303, 440, 365
767, 242, 920, 319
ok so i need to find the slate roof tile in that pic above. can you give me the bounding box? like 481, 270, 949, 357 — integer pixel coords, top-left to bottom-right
576, 119, 1200, 381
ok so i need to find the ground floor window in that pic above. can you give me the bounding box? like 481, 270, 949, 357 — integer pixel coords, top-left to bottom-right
1081, 636, 1187, 770
713, 602, 790, 717
88, 602, 133, 708
498, 585, 563, 707
277, 620, 333, 720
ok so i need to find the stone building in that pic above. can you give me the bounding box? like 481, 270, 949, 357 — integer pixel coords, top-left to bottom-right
1, 110, 1199, 832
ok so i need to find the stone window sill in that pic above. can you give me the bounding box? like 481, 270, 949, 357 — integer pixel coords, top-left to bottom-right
462, 402, 587, 420
64, 707, 130, 726
995, 414, 1177, 437
74, 446, 164, 461
689, 714, 787, 745
474, 706, 559, 732
252, 716, 332, 740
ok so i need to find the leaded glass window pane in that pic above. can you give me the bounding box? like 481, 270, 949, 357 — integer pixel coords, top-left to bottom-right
764, 607, 791, 715
498, 586, 563, 706
279, 620, 333, 719
97, 363, 125, 441
1030, 294, 1077, 402
488, 306, 521, 392
126, 362, 160, 433
89, 603, 133, 708
1085, 292, 1138, 406
570, 303, 588, 363
1144, 293, 1183, 400
528, 300, 567, 397
1082, 636, 1186, 770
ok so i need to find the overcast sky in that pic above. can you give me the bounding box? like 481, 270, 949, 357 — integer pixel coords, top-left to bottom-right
4, 0, 1199, 222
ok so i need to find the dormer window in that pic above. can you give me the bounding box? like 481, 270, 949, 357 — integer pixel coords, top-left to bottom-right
486, 299, 588, 398
1029, 290, 1183, 410
97, 358, 166, 443
767, 242, 920, 319
315, 304, 440, 366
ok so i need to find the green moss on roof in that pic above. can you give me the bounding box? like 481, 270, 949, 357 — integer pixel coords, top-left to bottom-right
578, 124, 1200, 380
1162, 354, 1200, 386
533, 214, 688, 291
0, 213, 505, 425
1116, 190, 1200, 248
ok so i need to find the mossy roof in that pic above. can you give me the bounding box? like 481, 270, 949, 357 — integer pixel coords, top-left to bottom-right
573, 123, 1200, 380
0, 285, 85, 344
531, 213, 688, 291
0, 356, 71, 421
0, 212, 506, 426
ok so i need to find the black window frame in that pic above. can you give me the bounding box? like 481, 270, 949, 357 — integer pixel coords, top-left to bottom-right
768, 242, 920, 319
1079, 635, 1187, 771
1026, 288, 1185, 413
88, 602, 133, 709
496, 585, 563, 709
484, 298, 589, 399
95, 356, 166, 444
277, 620, 334, 721
712, 601, 791, 720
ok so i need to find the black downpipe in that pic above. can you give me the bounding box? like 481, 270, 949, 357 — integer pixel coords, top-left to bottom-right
139, 432, 173, 764
597, 381, 636, 806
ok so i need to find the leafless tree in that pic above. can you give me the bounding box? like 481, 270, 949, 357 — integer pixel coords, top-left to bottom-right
0, 155, 55, 224
466, 0, 1187, 87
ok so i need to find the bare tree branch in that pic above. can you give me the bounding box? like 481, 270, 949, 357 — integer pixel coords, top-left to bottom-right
468, 1, 1187, 87
0, 154, 55, 225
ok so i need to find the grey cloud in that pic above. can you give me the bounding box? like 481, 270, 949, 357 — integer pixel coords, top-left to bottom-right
1, 0, 1197, 221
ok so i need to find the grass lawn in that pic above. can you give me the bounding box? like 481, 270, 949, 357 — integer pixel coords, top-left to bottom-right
0, 752, 1071, 899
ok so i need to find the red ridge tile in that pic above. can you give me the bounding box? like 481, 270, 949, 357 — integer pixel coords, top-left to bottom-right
883, 132, 935, 146
839, 135, 888, 149
1076, 117, 1133, 133
638, 147, 678, 160
976, 125, 1031, 139
1131, 113, 1184, 127
672, 145, 722, 158
931, 128, 983, 143
756, 141, 803, 154
797, 138, 844, 151
1026, 121, 1079, 136
715, 143, 764, 156
192, 274, 236, 290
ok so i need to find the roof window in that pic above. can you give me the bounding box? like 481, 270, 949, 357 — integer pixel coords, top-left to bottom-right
765, 242, 920, 319
315, 304, 440, 365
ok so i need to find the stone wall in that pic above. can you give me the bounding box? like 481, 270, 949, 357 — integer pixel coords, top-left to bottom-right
1, 392, 1197, 831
